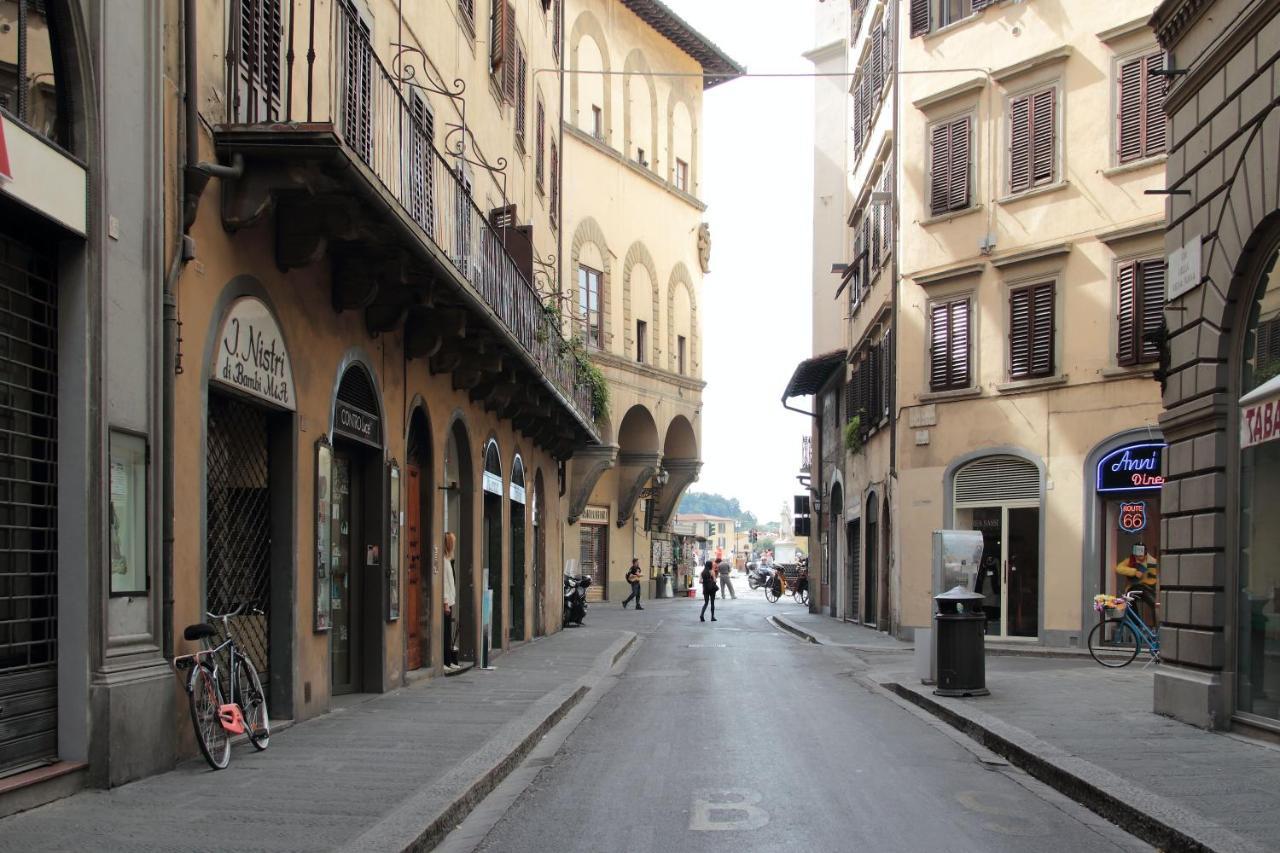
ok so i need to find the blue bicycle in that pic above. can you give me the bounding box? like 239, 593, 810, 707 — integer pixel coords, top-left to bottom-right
1088, 589, 1161, 668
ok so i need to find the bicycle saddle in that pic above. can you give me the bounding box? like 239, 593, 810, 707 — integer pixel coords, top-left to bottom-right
184, 623, 218, 641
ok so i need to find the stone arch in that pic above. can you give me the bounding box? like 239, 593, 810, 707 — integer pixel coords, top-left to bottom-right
666, 84, 698, 192
662, 414, 698, 460
622, 241, 661, 363
617, 404, 660, 455
569, 8, 613, 143
570, 216, 614, 349
666, 262, 698, 374
622, 48, 659, 165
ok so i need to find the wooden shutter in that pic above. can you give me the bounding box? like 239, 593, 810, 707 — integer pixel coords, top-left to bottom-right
490, 1, 505, 73
881, 331, 892, 418
1139, 260, 1166, 363
1117, 261, 1138, 365
238, 0, 284, 122
1117, 56, 1144, 163
929, 122, 951, 217
1009, 94, 1031, 193
552, 0, 562, 61
872, 24, 885, 92
1030, 89, 1056, 187
948, 116, 971, 212
930, 300, 970, 391
910, 0, 930, 37
1011, 282, 1055, 378
515, 44, 528, 147
871, 197, 883, 270
971, 0, 994, 9
550, 141, 559, 225
880, 166, 894, 260
1143, 53, 1168, 156
883, 4, 894, 76
535, 101, 545, 188
459, 0, 475, 29
502, 3, 517, 102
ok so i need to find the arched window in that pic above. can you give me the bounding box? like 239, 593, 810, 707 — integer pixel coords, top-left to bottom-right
0, 1, 70, 150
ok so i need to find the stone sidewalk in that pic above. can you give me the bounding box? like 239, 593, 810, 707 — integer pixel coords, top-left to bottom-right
0, 616, 637, 853
776, 613, 1280, 853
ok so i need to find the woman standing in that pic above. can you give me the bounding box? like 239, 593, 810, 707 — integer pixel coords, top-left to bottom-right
700, 560, 718, 622
442, 531, 460, 672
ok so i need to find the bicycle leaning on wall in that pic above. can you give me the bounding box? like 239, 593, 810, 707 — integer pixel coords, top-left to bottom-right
173, 603, 271, 769
1088, 590, 1161, 668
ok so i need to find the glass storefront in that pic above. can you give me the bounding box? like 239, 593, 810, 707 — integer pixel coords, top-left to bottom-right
1238, 242, 1280, 723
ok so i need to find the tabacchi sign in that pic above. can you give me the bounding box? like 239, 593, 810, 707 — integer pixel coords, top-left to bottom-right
212, 297, 296, 411
1241, 376, 1280, 450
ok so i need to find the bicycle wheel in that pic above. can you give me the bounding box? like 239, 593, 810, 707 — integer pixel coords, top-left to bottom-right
238, 656, 270, 750
764, 586, 779, 603
188, 663, 231, 769
1087, 617, 1140, 668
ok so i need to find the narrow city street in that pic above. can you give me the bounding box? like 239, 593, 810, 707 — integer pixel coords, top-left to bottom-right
466, 582, 1148, 853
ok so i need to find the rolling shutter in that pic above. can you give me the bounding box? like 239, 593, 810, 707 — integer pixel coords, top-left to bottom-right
954, 456, 1040, 504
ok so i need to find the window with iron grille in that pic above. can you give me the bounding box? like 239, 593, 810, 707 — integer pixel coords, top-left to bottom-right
929, 296, 971, 390
1008, 87, 1056, 194
578, 264, 601, 348
1116, 51, 1167, 164
1116, 258, 1166, 366
0, 0, 69, 149
1009, 281, 1055, 379
928, 114, 972, 216
515, 43, 528, 150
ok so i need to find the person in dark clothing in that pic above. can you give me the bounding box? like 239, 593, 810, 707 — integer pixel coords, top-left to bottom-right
622, 558, 644, 609
700, 560, 718, 622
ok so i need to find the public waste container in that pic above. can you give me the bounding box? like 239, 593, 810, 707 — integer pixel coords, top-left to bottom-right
934, 586, 989, 697
658, 574, 673, 598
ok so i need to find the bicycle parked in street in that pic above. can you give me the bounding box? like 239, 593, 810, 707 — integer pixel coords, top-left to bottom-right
1087, 589, 1161, 668
173, 603, 271, 769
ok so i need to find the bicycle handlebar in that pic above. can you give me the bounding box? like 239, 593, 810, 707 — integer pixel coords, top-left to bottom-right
205, 603, 264, 621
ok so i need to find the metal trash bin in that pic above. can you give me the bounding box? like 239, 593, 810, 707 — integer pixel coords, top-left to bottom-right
658, 574, 673, 598
934, 586, 989, 697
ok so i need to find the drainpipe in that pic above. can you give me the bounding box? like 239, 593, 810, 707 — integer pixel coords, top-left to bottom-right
887, 0, 901, 636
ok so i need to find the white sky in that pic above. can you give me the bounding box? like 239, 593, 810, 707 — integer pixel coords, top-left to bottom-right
663, 0, 816, 521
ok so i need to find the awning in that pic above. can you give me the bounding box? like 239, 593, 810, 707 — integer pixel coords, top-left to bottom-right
781, 349, 847, 400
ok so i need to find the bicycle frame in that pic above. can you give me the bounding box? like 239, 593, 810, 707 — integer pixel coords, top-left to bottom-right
1118, 604, 1161, 659
172, 613, 249, 734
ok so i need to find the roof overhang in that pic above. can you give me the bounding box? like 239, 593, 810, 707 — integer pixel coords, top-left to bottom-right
782, 349, 847, 400
620, 0, 745, 88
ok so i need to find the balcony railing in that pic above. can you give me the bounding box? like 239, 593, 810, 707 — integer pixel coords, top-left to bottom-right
223, 0, 594, 423
800, 435, 812, 473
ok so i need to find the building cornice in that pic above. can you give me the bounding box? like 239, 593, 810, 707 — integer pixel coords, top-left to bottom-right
911, 262, 986, 287
990, 242, 1071, 269
593, 349, 707, 393
802, 38, 847, 63
991, 46, 1073, 84
1097, 220, 1166, 246
1150, 0, 1214, 49
1097, 16, 1156, 45
911, 77, 986, 111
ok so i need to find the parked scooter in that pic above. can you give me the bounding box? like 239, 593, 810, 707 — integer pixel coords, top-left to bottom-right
747, 564, 775, 590
563, 575, 591, 627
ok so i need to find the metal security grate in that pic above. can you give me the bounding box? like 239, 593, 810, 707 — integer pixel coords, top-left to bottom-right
0, 225, 59, 775
206, 393, 271, 677
954, 456, 1040, 505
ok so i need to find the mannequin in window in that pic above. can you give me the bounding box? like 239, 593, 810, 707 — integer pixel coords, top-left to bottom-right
1115, 542, 1159, 626
443, 531, 460, 671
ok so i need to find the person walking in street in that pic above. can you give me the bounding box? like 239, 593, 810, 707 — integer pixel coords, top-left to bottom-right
442, 531, 461, 672
622, 558, 644, 609
700, 560, 718, 622
717, 557, 736, 600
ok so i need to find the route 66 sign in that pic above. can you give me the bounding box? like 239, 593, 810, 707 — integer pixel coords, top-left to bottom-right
1119, 501, 1147, 534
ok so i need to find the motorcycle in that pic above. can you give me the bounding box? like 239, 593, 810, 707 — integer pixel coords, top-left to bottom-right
747, 564, 775, 590
563, 575, 591, 627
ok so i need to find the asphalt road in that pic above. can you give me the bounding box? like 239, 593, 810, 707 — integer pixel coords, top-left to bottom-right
471, 583, 1150, 853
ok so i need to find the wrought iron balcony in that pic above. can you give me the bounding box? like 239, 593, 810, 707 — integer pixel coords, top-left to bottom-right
212, 0, 596, 446
800, 435, 813, 473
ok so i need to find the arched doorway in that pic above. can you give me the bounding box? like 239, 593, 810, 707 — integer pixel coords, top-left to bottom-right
482, 438, 504, 654
327, 362, 387, 694
444, 420, 475, 665
828, 482, 842, 618
405, 407, 432, 671
864, 493, 878, 626
533, 469, 547, 636
951, 454, 1042, 638
509, 454, 527, 644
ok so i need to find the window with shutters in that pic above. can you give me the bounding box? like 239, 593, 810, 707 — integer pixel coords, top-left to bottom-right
1008, 281, 1055, 380
514, 42, 528, 151
1008, 86, 1057, 195
235, 0, 284, 123
340, 3, 373, 162
911, 0, 994, 37
927, 114, 973, 216
535, 99, 546, 192
1116, 258, 1166, 366
552, 0, 562, 63
490, 1, 516, 102
459, 0, 476, 34
407, 95, 436, 236
549, 141, 560, 228
1115, 51, 1168, 164
929, 297, 972, 391
578, 265, 602, 348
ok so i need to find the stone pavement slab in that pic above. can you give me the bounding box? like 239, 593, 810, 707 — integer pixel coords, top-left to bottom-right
775, 613, 1280, 853
0, 616, 636, 853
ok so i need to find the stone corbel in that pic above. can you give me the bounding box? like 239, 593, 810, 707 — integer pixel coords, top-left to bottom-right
650, 458, 702, 531
616, 451, 663, 528
566, 444, 620, 523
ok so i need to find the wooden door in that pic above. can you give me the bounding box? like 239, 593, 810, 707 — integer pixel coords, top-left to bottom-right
406, 464, 422, 670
